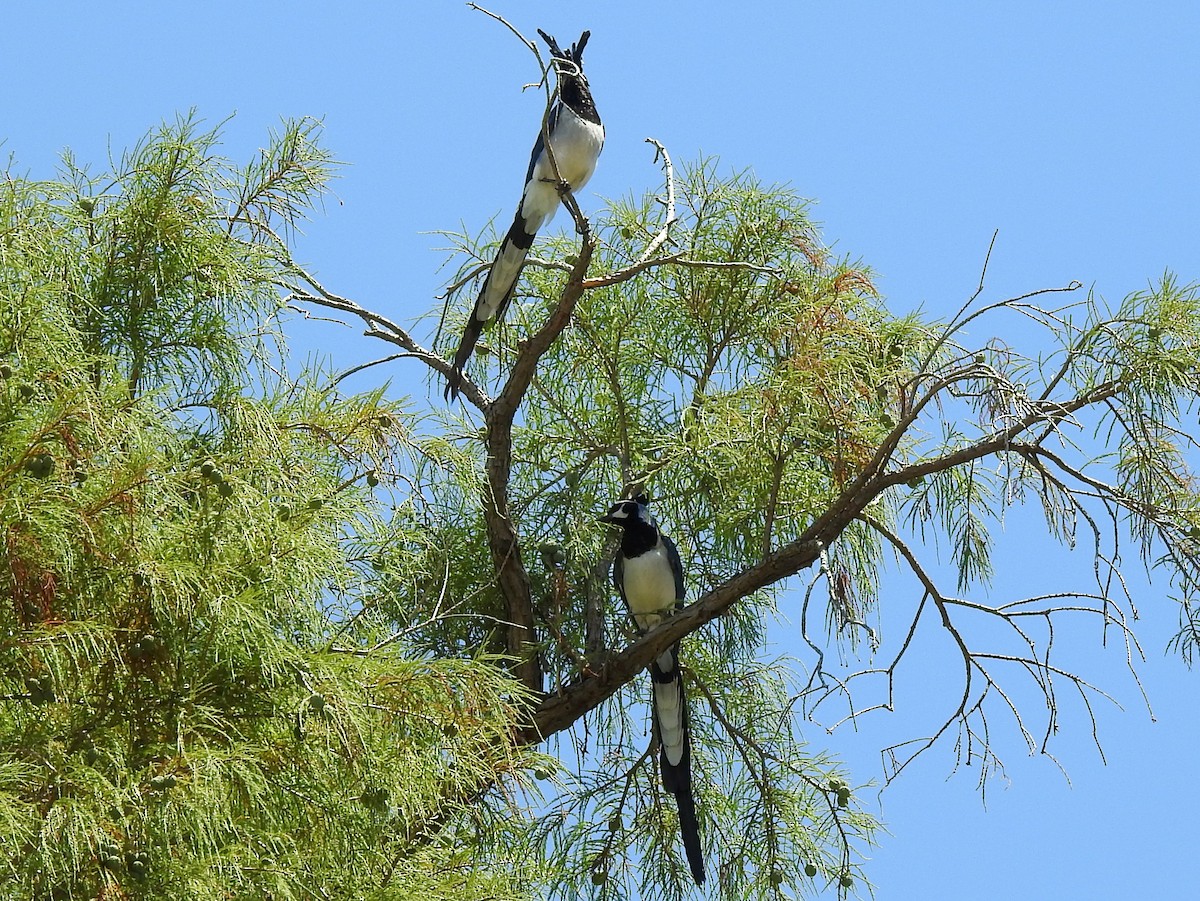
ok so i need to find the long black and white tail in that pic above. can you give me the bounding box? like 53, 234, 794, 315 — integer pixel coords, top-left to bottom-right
444, 210, 537, 400
651, 643, 704, 885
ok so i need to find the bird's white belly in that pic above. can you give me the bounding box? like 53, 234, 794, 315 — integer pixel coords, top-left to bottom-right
525, 107, 603, 215
546, 107, 604, 189
623, 548, 677, 631
521, 108, 603, 231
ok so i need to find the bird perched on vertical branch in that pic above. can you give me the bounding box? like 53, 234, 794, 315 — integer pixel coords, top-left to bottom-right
599, 495, 705, 886
445, 28, 604, 401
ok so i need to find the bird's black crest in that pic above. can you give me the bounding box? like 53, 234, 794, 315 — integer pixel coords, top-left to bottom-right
572, 30, 591, 62
537, 29, 590, 67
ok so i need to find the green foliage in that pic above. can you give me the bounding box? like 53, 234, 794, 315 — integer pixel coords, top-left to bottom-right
0, 119, 542, 901
431, 160, 910, 897
429, 149, 1200, 897
7, 106, 1200, 901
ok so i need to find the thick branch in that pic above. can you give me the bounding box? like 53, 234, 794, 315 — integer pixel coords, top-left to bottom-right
481, 204, 598, 694
525, 536, 822, 742
523, 369, 1127, 745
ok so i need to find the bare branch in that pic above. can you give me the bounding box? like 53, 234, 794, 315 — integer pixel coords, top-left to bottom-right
637, 138, 677, 264
467, 4, 541, 56
583, 252, 782, 290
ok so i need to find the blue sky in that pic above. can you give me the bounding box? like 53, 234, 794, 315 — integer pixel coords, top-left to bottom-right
4, 3, 1198, 898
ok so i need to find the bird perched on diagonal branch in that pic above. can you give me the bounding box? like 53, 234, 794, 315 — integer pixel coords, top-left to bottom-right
599, 495, 705, 886
445, 28, 604, 401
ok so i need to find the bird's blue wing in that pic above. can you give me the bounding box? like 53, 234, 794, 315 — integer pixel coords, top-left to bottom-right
661, 534, 686, 608
612, 550, 627, 606
523, 102, 560, 186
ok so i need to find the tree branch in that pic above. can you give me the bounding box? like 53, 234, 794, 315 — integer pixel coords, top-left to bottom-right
522, 353, 1129, 752
482, 238, 598, 694
281, 267, 492, 409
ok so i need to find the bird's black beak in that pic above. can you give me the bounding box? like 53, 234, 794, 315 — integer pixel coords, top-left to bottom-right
598, 514, 618, 524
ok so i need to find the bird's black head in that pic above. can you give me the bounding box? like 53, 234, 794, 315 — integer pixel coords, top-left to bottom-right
598, 493, 652, 528
537, 29, 595, 114
538, 28, 590, 73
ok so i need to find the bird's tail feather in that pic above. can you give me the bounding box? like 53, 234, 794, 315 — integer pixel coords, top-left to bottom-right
479, 216, 533, 319
444, 212, 537, 401
673, 768, 705, 886
444, 315, 483, 401
651, 647, 704, 885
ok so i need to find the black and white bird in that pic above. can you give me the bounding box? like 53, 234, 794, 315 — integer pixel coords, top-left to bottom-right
445, 29, 604, 400
599, 495, 705, 886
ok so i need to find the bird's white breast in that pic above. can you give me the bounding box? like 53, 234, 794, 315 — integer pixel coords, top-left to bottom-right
545, 105, 604, 190
521, 106, 605, 228
622, 544, 677, 631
